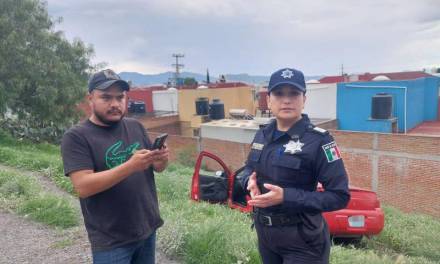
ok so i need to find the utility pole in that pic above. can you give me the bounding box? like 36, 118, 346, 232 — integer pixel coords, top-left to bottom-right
172, 53, 184, 87
341, 64, 344, 76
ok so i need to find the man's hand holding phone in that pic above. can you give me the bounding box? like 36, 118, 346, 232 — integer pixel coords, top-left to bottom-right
152, 133, 168, 150
151, 133, 169, 172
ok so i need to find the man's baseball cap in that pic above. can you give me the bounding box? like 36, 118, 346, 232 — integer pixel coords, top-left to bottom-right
88, 69, 130, 92
268, 68, 306, 94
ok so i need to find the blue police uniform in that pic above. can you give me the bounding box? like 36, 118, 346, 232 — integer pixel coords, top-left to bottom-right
241, 114, 350, 264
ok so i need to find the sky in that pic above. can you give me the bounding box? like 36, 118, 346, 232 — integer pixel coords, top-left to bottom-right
46, 0, 440, 77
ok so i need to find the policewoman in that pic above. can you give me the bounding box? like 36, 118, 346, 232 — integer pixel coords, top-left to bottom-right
241, 68, 350, 264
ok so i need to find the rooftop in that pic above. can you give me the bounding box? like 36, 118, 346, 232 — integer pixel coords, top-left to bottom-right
408, 121, 440, 136
319, 71, 433, 83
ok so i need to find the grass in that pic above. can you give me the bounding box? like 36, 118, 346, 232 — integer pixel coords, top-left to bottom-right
0, 129, 73, 193
157, 163, 440, 264
18, 194, 79, 228
0, 170, 79, 228
363, 206, 440, 261
1, 129, 439, 263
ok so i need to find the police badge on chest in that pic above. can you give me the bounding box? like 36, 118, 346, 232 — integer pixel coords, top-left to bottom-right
283, 137, 304, 155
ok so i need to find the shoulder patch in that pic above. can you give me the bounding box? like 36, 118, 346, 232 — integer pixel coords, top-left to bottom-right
322, 141, 341, 162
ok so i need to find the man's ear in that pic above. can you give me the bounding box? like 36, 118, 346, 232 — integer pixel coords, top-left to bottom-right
266, 93, 271, 110
87, 92, 93, 106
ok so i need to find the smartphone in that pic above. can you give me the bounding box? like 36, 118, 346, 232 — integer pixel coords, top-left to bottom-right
152, 133, 168, 150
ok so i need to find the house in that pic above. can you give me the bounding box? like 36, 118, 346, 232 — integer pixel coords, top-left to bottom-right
337, 77, 440, 133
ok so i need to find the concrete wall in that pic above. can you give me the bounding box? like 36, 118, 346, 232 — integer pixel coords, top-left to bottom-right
422, 77, 440, 120
304, 83, 337, 119
178, 87, 256, 123
152, 90, 178, 112
337, 77, 439, 133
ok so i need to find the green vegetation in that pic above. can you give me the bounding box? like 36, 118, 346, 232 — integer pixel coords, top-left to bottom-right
18, 194, 79, 228
0, 130, 72, 193
0, 0, 94, 142
0, 132, 439, 263
0, 170, 79, 228
363, 206, 440, 261
175, 146, 198, 167
156, 163, 440, 264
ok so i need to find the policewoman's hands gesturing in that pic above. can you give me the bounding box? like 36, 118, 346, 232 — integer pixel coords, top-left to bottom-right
247, 172, 261, 199
247, 183, 284, 208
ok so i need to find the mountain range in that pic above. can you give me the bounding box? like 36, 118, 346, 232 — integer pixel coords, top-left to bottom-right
119, 71, 323, 86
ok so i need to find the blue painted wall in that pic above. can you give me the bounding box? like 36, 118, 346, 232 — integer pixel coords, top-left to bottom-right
337, 77, 439, 133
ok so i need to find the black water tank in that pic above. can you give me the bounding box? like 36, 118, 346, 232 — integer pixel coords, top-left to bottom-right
133, 101, 146, 113
195, 97, 209, 115
209, 99, 225, 120
128, 100, 135, 113
371, 93, 392, 119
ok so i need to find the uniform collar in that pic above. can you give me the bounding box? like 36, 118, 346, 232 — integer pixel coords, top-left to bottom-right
262, 114, 311, 142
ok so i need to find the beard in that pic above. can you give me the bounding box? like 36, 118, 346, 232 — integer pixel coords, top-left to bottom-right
94, 109, 125, 126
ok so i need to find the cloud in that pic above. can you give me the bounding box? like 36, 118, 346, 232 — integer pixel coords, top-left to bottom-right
47, 0, 440, 75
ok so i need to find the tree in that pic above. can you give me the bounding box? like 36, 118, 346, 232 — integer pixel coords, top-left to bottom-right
183, 77, 198, 86
0, 0, 94, 142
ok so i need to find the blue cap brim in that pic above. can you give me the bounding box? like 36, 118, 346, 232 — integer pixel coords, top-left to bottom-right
269, 82, 306, 93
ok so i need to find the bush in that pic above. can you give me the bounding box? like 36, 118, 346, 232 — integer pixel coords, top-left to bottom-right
0, 117, 67, 144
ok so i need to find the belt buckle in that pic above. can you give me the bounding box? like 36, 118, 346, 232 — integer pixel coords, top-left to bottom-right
262, 215, 272, 226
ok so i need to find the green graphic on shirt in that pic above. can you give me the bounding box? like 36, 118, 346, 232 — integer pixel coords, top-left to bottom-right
105, 140, 140, 169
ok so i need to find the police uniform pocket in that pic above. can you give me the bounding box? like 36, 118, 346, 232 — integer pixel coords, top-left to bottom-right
273, 155, 301, 169
272, 155, 301, 183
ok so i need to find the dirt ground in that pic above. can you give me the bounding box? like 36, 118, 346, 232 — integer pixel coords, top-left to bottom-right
0, 165, 180, 264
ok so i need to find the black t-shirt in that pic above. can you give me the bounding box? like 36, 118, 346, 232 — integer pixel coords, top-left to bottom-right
61, 118, 163, 251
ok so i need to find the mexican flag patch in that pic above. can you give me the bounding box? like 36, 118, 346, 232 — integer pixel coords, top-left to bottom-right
322, 141, 341, 162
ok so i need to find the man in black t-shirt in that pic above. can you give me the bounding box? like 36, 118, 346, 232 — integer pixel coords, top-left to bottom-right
61, 69, 169, 264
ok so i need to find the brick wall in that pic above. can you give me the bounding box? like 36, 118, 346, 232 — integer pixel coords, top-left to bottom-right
136, 115, 179, 129
331, 130, 440, 217
199, 130, 440, 218
148, 131, 199, 162
146, 122, 440, 217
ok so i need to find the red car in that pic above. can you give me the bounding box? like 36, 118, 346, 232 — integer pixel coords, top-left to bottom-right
191, 151, 384, 243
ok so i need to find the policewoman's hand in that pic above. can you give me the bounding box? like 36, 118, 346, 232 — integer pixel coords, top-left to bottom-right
247, 183, 284, 208
247, 172, 261, 199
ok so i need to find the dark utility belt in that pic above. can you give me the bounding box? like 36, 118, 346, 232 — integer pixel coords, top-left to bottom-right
254, 212, 302, 227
